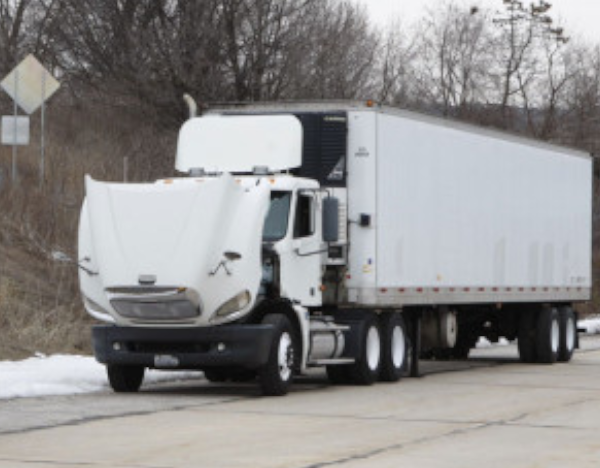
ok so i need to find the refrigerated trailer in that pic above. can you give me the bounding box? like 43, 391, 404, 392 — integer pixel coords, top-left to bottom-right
79, 101, 593, 396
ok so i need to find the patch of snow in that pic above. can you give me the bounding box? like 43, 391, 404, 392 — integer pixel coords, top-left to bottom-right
475, 337, 512, 348
0, 355, 200, 400
579, 316, 600, 335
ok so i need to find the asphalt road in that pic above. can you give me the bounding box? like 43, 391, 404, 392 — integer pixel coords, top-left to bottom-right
1, 337, 600, 468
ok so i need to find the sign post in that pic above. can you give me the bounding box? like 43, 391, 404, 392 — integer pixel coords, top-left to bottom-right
0, 55, 60, 187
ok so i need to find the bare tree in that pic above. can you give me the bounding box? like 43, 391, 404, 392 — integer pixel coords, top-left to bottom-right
413, 2, 493, 118
281, 1, 379, 100
491, 0, 566, 127
377, 21, 418, 106
517, 25, 571, 139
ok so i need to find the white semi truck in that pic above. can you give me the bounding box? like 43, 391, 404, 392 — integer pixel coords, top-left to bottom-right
79, 101, 593, 396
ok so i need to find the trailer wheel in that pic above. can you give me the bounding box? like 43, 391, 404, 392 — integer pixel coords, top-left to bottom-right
536, 306, 559, 364
518, 311, 537, 363
107, 365, 145, 393
379, 312, 407, 382
258, 314, 298, 396
348, 313, 381, 385
558, 306, 576, 362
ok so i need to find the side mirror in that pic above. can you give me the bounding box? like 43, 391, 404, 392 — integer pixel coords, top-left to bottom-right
322, 197, 340, 243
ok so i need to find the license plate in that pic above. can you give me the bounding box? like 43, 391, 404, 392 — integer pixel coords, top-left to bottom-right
154, 354, 180, 368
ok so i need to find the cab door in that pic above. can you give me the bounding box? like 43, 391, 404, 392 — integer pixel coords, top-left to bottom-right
278, 190, 323, 306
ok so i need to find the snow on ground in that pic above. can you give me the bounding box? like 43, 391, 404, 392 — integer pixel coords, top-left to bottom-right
475, 337, 511, 348
579, 316, 600, 335
0, 354, 200, 400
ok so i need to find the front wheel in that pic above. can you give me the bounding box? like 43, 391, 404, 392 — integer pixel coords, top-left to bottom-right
258, 314, 298, 396
107, 364, 145, 393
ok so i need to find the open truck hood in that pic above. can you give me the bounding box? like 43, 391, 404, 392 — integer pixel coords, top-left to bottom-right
81, 174, 270, 326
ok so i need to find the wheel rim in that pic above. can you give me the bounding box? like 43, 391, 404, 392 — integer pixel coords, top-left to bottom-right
366, 326, 381, 371
566, 316, 576, 352
278, 332, 293, 381
391, 326, 405, 368
551, 318, 560, 353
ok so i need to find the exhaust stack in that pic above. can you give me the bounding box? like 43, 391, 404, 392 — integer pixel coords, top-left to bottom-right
183, 94, 198, 119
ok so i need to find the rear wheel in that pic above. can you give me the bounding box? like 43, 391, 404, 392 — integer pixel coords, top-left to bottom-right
258, 314, 298, 396
379, 312, 408, 382
107, 365, 145, 393
536, 306, 560, 364
558, 306, 576, 362
518, 310, 537, 363
347, 313, 381, 385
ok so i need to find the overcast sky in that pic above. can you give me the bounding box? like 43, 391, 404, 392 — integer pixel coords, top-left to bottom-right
354, 0, 600, 44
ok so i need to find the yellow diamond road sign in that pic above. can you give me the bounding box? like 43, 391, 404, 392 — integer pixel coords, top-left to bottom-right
1, 55, 60, 115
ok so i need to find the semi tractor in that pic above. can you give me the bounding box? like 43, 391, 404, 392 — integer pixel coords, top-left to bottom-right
79, 100, 592, 396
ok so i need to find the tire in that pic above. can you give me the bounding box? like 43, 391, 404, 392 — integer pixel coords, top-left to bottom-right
558, 306, 576, 362
347, 313, 381, 385
107, 365, 145, 393
379, 312, 408, 382
258, 314, 298, 396
326, 365, 352, 384
518, 311, 537, 363
204, 368, 230, 383
536, 306, 560, 364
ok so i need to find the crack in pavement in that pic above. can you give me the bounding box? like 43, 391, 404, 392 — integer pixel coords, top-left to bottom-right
0, 457, 174, 468
0, 396, 245, 437
293, 404, 592, 468
0, 382, 331, 437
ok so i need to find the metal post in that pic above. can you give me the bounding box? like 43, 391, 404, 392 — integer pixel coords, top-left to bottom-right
40, 70, 46, 188
123, 156, 128, 182
12, 68, 18, 183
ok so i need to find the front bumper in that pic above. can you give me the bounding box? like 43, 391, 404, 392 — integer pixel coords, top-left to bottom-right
92, 324, 274, 370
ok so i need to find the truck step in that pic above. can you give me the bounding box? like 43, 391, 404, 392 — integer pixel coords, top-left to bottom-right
308, 358, 354, 367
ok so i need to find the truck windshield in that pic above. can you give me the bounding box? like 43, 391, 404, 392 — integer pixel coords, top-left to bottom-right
263, 191, 292, 242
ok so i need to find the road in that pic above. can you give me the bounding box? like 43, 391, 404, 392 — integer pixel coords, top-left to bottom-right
1, 337, 600, 468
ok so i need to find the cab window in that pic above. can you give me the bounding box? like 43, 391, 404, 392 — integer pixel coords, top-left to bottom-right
294, 194, 314, 238
263, 191, 291, 242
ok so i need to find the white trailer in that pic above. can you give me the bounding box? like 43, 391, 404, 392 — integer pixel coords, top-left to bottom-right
79, 101, 593, 395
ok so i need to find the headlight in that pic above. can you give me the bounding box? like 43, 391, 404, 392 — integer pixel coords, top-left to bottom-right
83, 295, 115, 323
213, 290, 251, 320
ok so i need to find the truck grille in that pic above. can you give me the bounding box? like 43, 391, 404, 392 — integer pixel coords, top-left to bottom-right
107, 287, 201, 321
111, 298, 200, 321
